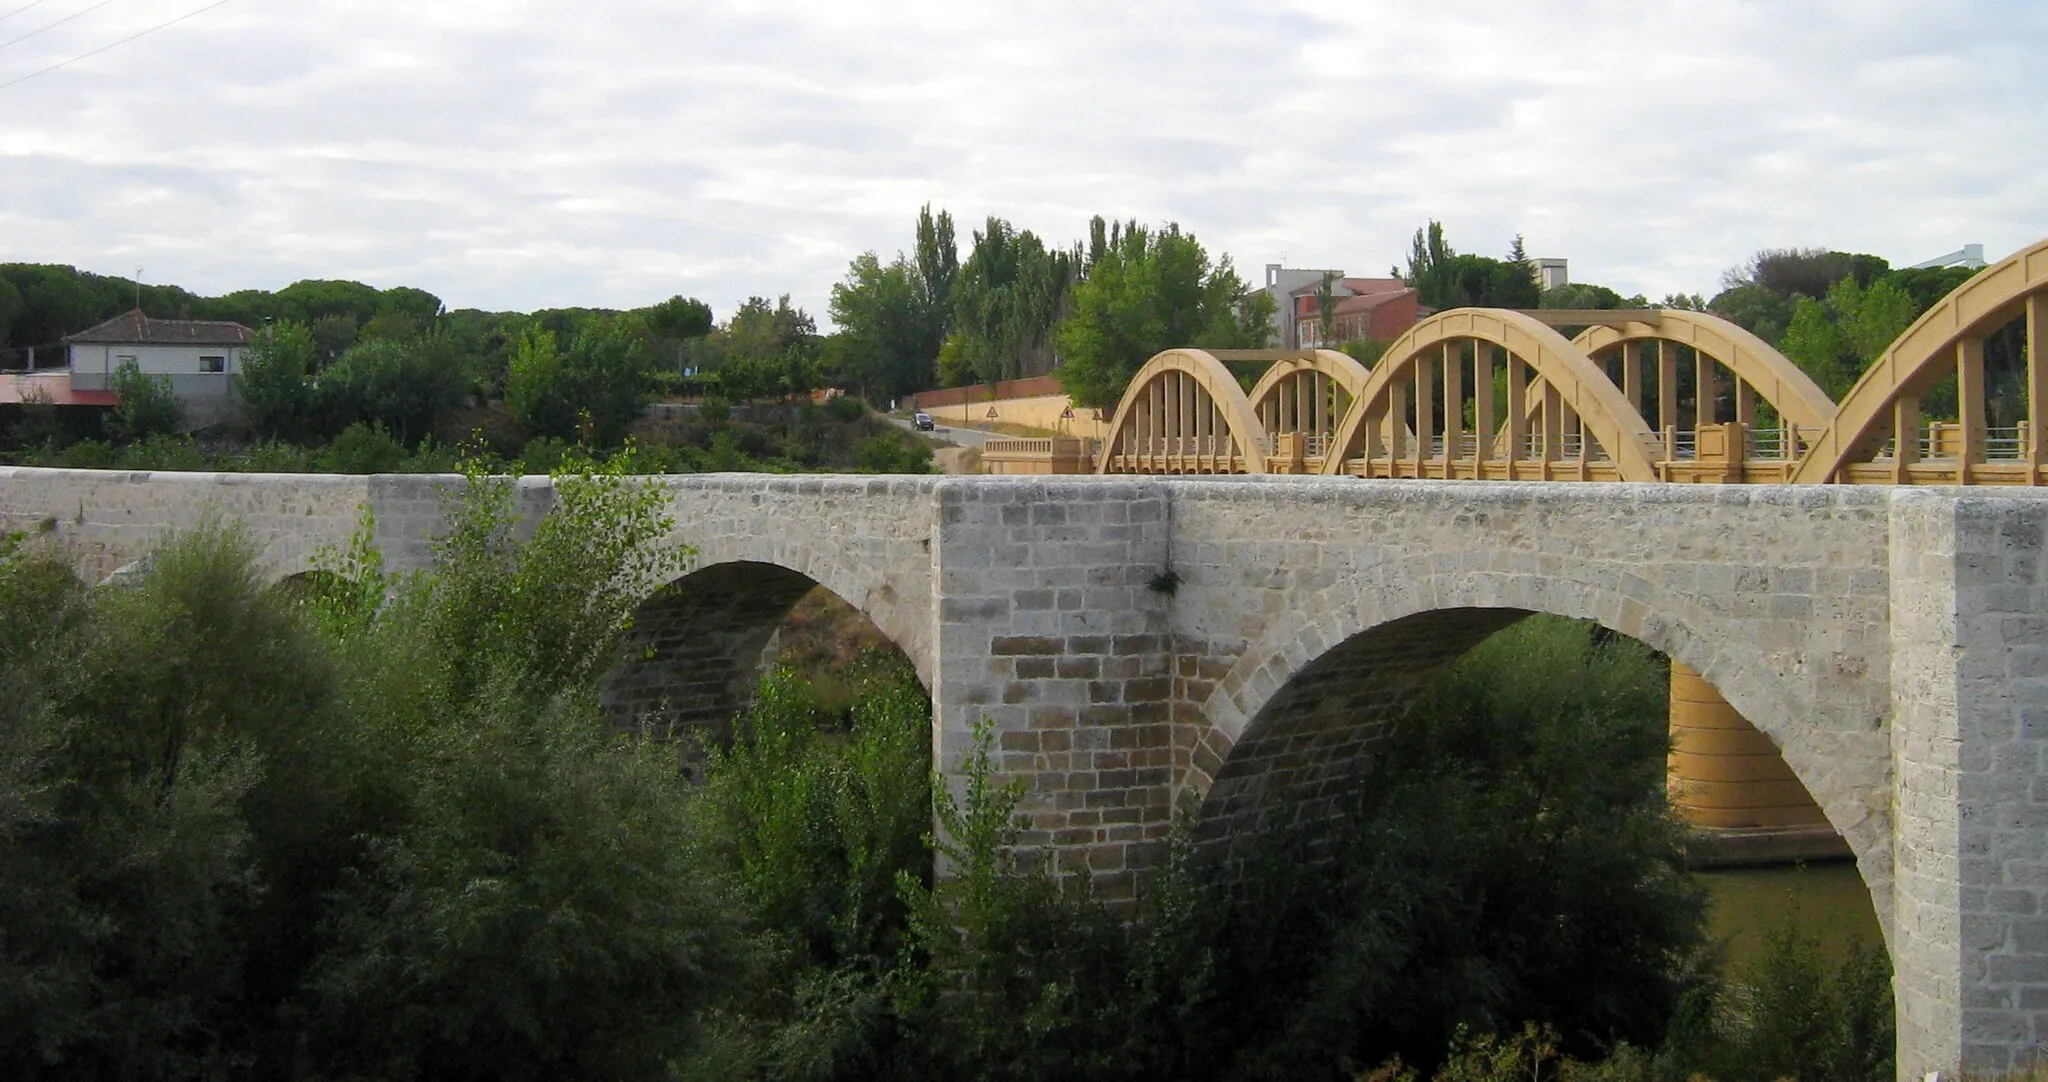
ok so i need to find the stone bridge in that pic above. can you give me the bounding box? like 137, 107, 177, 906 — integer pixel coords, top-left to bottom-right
2, 465, 2045, 1077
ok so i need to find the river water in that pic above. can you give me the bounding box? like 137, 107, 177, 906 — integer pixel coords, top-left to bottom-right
1695, 860, 1884, 974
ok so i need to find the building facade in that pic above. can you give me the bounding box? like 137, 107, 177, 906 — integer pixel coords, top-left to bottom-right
64, 310, 255, 427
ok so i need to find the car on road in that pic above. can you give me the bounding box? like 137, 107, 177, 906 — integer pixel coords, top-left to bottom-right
912, 412, 935, 431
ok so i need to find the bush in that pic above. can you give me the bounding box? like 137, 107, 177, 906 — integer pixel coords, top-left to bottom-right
236, 320, 316, 439
698, 395, 731, 423
105, 359, 184, 442
826, 394, 865, 423
0, 458, 758, 1079
316, 422, 409, 474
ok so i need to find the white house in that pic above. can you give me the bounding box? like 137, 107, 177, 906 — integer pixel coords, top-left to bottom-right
64, 310, 255, 427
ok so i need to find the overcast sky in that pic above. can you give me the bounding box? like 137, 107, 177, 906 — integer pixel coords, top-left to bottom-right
2, 0, 2042, 323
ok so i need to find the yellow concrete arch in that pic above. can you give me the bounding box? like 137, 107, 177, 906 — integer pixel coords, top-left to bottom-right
1246, 349, 1374, 418
1793, 236, 2048, 484
1096, 348, 1270, 474
1319, 309, 1663, 480
1575, 309, 1837, 433
1244, 350, 1374, 462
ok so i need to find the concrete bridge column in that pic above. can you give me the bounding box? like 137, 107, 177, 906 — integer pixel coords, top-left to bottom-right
929, 479, 1179, 900
1889, 491, 2048, 1077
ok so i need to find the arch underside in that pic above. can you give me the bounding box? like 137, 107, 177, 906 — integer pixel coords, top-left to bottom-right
1183, 601, 1891, 949
1189, 607, 1525, 850
601, 560, 920, 753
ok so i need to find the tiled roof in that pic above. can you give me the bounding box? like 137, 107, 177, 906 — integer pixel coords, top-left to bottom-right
65, 309, 254, 347
1339, 277, 1408, 296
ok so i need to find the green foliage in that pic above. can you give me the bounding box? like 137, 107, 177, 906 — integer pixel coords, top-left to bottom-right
506, 316, 664, 446
316, 422, 410, 474
0, 454, 755, 1079
1340, 338, 1393, 368
829, 252, 930, 399
235, 320, 317, 439
699, 660, 931, 970
1055, 220, 1271, 408
954, 216, 1077, 386
105, 359, 184, 442
1658, 921, 1893, 1082
640, 295, 714, 342
1404, 221, 1543, 310
312, 336, 466, 445
853, 431, 933, 474
825, 394, 865, 423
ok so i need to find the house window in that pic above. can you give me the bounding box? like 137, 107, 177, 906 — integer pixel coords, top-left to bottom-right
200, 355, 226, 373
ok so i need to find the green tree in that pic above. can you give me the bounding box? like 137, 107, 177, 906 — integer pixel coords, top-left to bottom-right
504, 318, 662, 446
105, 359, 184, 441
1054, 221, 1271, 408
1778, 295, 1849, 397
829, 253, 927, 400
952, 217, 1077, 385
1404, 222, 1543, 309
311, 336, 466, 445
504, 326, 572, 440
913, 204, 960, 383
235, 320, 318, 439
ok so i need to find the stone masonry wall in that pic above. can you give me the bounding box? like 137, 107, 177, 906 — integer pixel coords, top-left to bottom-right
1163, 478, 1899, 932
9, 466, 2048, 1074
1889, 491, 2048, 1076
929, 478, 1178, 900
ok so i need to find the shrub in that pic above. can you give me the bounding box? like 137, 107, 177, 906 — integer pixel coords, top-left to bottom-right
105, 359, 184, 442
826, 394, 866, 423
316, 422, 409, 474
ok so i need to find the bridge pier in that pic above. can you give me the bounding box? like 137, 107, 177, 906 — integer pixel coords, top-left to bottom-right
1667, 661, 1849, 866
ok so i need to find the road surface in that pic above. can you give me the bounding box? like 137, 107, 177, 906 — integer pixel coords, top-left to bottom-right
886, 415, 993, 450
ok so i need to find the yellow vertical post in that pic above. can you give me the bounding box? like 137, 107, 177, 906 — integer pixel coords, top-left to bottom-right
2030, 295, 2046, 484
1958, 337, 1986, 484
1506, 354, 1528, 469
1657, 341, 1677, 433
1695, 350, 1718, 430
1414, 354, 1435, 472
1894, 395, 1921, 485
1622, 341, 1643, 416
1540, 382, 1561, 468
1473, 343, 1495, 466
1442, 342, 1463, 475
1388, 376, 1409, 463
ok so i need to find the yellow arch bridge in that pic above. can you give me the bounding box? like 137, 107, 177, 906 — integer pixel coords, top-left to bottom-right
982, 233, 2048, 857
1052, 233, 2048, 485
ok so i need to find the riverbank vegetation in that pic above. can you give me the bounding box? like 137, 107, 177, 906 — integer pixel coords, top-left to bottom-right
0, 471, 1891, 1079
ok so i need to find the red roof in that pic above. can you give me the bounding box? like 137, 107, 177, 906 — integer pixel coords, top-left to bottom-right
0, 372, 118, 406
65, 309, 254, 347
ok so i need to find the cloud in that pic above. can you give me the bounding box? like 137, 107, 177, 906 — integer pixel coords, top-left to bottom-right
1, 0, 2042, 323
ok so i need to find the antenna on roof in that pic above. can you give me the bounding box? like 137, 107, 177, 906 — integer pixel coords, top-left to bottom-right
133, 268, 143, 312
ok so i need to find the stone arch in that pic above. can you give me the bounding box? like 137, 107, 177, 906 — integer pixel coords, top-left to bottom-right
1794, 235, 2048, 483
1574, 309, 1837, 433
1319, 309, 1663, 479
600, 558, 927, 747
1182, 554, 1892, 944
1097, 348, 1270, 474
